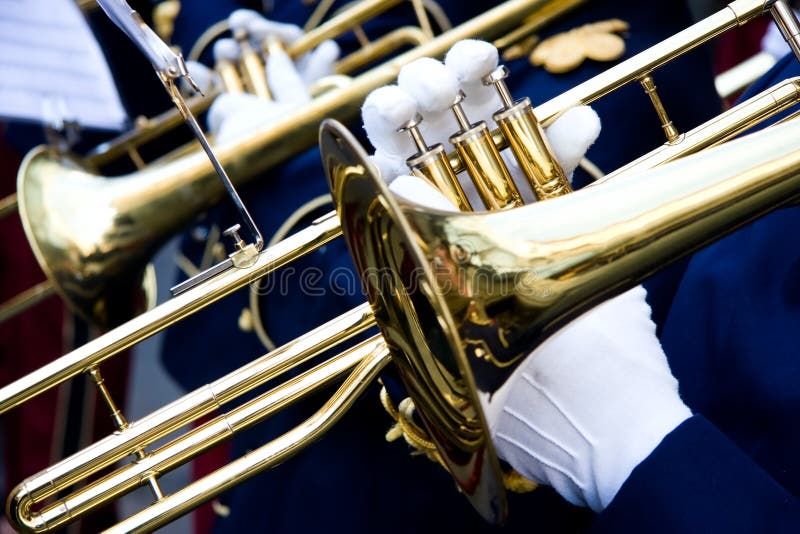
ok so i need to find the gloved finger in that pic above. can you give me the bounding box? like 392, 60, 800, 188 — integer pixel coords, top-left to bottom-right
207, 92, 262, 137
295, 39, 341, 85
398, 53, 526, 209
397, 57, 460, 149
389, 175, 459, 212
544, 105, 601, 178
216, 99, 291, 145
597, 286, 674, 377
444, 39, 502, 124
213, 38, 240, 67
362, 85, 418, 161
246, 16, 304, 47
370, 150, 408, 184
491, 382, 599, 509
227, 9, 262, 37
265, 46, 310, 105
487, 283, 690, 511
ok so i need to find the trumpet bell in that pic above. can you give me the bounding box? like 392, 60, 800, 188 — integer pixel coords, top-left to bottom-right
18, 147, 156, 328
321, 121, 507, 523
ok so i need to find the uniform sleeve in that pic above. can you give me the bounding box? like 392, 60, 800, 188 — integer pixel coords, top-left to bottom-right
590, 415, 800, 533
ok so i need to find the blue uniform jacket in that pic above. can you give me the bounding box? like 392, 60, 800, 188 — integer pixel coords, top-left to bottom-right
157, 1, 794, 532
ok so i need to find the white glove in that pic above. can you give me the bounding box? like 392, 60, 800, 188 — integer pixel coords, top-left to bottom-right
207, 10, 340, 145
361, 39, 600, 207
386, 172, 694, 512
486, 287, 691, 512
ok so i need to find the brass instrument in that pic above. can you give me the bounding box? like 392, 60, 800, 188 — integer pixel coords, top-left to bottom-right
0, 0, 464, 326
323, 109, 800, 524
3, 0, 800, 532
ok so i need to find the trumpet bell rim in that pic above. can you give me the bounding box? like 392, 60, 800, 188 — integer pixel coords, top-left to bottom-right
17, 146, 156, 328
320, 119, 507, 524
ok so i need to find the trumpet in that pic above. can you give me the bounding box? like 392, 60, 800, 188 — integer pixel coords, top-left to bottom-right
0, 0, 502, 327
322, 108, 800, 524
3, 0, 800, 532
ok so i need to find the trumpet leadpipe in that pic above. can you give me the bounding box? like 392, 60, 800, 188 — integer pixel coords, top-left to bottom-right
534, 0, 793, 126
601, 77, 800, 182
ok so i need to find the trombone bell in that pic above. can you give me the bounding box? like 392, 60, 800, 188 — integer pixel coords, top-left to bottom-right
17, 147, 157, 328
321, 116, 800, 523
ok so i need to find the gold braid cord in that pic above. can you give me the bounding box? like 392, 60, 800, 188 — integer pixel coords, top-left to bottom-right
378, 385, 538, 493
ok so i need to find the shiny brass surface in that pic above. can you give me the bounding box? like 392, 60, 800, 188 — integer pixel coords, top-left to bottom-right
105, 339, 390, 534
442, 0, 793, 179
534, 0, 779, 125
216, 59, 245, 93
604, 76, 800, 180
0, 281, 55, 324
12, 0, 562, 328
24, 0, 775, 327
495, 98, 572, 199
408, 146, 473, 211
7, 310, 379, 532
493, 0, 587, 51
236, 35, 272, 99
76, 0, 99, 10
483, 66, 571, 199
7, 1, 800, 531
0, 211, 342, 414
324, 123, 507, 522
453, 123, 523, 209
84, 91, 218, 170
403, 117, 473, 211
0, 192, 17, 217
333, 27, 429, 75
324, 115, 800, 525
639, 74, 680, 142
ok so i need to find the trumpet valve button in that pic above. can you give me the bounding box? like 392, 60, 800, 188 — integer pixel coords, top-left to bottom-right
398, 113, 429, 154
482, 65, 515, 109
450, 90, 472, 131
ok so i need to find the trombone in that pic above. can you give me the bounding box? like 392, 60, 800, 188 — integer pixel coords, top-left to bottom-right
4, 0, 800, 531
0, 0, 465, 326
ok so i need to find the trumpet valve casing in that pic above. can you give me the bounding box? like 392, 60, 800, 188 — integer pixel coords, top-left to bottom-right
449, 91, 522, 210
484, 66, 572, 200
401, 115, 473, 211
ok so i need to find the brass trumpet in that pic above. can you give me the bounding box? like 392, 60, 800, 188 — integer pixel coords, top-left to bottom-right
323, 109, 800, 524
0, 0, 469, 327
4, 0, 800, 532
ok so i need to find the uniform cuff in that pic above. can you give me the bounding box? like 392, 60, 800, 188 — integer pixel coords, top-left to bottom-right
592, 415, 800, 533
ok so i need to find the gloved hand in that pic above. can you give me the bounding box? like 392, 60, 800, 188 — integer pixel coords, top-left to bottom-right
485, 287, 692, 512
206, 9, 340, 145
360, 39, 692, 513
361, 39, 600, 207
